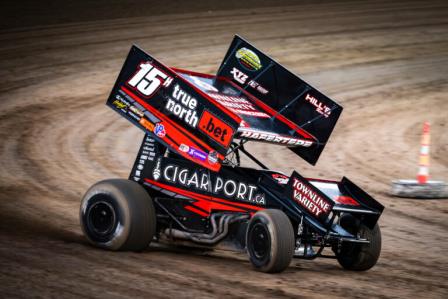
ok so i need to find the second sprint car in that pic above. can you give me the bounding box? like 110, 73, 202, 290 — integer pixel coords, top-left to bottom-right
80, 35, 384, 273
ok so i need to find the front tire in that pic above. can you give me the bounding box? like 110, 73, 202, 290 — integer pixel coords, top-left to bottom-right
80, 179, 156, 251
246, 209, 295, 273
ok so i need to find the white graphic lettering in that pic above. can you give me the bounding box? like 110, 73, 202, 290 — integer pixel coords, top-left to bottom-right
305, 94, 331, 118
128, 63, 170, 97
240, 130, 313, 147
159, 164, 264, 205
292, 178, 331, 217
165, 84, 199, 127
230, 67, 248, 84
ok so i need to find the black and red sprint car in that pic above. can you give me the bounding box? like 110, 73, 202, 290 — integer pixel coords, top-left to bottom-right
80, 36, 384, 273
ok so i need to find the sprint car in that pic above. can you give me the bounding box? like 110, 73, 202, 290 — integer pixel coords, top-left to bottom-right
80, 35, 384, 273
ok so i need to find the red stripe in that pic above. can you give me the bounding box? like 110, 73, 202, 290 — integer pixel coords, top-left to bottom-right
184, 205, 209, 217
333, 196, 360, 206
194, 200, 245, 213
208, 195, 263, 212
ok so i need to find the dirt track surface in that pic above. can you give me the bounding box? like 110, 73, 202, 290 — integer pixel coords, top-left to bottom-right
1, 0, 447, 297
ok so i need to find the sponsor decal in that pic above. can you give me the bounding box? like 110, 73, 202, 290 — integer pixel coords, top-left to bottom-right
179, 144, 190, 153
153, 158, 162, 180
165, 84, 199, 128
129, 105, 144, 117
305, 94, 331, 118
161, 164, 265, 205
140, 136, 157, 162
154, 123, 166, 138
112, 97, 129, 110
142, 142, 155, 155
127, 62, 173, 98
230, 67, 248, 84
254, 193, 265, 204
247, 80, 269, 95
208, 150, 218, 165
187, 147, 207, 162
272, 173, 289, 185
127, 110, 141, 121
229, 67, 268, 95
208, 92, 269, 118
240, 130, 313, 147
235, 47, 262, 71
291, 177, 332, 218
198, 110, 233, 147
139, 118, 155, 131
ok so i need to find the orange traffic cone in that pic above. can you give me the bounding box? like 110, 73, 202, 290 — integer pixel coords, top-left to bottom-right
417, 121, 430, 184
391, 121, 447, 198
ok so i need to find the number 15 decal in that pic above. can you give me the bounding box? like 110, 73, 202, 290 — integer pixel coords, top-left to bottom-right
127, 62, 173, 98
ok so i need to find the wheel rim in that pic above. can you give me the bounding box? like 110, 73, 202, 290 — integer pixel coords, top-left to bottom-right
249, 222, 271, 262
87, 200, 116, 236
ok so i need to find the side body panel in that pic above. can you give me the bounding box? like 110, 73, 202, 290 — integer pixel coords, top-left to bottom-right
130, 135, 382, 240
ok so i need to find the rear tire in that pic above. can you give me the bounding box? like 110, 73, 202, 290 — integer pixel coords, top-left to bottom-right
80, 179, 156, 251
335, 215, 381, 271
246, 209, 295, 273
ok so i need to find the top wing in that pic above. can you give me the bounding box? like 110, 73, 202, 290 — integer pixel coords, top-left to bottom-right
216, 35, 343, 165
106, 45, 241, 172
176, 69, 317, 149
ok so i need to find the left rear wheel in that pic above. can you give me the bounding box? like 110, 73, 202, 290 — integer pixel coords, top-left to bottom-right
80, 179, 156, 251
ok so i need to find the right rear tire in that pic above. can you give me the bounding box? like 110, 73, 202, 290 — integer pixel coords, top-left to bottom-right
80, 179, 156, 251
335, 215, 381, 271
